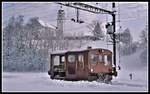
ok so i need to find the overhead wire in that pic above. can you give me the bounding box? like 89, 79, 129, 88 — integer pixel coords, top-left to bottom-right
3, 2, 148, 21
3, 3, 148, 34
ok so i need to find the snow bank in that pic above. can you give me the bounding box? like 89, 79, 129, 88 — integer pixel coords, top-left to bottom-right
2, 71, 148, 92
120, 49, 147, 71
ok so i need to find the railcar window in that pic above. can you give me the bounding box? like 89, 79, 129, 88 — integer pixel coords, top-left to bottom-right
90, 54, 99, 64
104, 55, 109, 66
104, 55, 107, 62
61, 56, 65, 62
78, 55, 84, 68
68, 55, 76, 63
53, 56, 60, 65
99, 55, 103, 62
107, 55, 112, 62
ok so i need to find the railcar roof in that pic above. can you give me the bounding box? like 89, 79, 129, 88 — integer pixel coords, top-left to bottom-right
50, 48, 86, 55
51, 48, 111, 55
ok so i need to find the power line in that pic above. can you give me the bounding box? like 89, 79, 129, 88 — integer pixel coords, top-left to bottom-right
3, 3, 148, 21
3, 2, 148, 31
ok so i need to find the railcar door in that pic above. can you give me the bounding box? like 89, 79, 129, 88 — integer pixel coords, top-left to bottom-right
67, 54, 76, 75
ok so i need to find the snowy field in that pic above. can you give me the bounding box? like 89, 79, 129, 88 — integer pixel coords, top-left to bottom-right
2, 48, 148, 92
2, 68, 148, 92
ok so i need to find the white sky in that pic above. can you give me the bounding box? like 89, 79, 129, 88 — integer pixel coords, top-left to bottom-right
2, 2, 148, 42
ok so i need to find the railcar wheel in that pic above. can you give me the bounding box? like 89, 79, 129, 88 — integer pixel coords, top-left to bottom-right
97, 74, 112, 84
88, 75, 98, 81
50, 72, 55, 79
97, 73, 105, 82
104, 75, 112, 84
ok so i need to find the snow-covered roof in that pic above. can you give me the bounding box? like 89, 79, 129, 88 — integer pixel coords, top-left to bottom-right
51, 48, 86, 55
38, 19, 56, 30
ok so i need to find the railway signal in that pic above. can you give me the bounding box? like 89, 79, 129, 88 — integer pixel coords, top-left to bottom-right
106, 22, 113, 34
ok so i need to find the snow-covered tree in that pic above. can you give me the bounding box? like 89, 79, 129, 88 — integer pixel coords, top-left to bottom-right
87, 20, 104, 39
24, 17, 49, 72
139, 26, 148, 64
3, 15, 88, 72
120, 28, 133, 45
118, 28, 134, 55
3, 16, 16, 71
3, 16, 52, 72
139, 28, 147, 48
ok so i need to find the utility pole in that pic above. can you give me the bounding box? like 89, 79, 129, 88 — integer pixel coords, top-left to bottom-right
76, 8, 79, 22
112, 2, 116, 74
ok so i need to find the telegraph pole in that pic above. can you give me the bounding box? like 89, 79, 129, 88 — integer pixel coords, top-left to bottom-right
112, 2, 116, 74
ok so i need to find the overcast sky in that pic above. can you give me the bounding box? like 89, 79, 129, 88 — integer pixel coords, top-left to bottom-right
2, 2, 148, 42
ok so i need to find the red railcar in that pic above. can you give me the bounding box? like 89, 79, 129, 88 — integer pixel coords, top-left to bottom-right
48, 47, 117, 83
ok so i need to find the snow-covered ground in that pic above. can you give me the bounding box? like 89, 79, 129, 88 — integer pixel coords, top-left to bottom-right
2, 42, 148, 92
2, 58, 148, 92
2, 69, 148, 92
